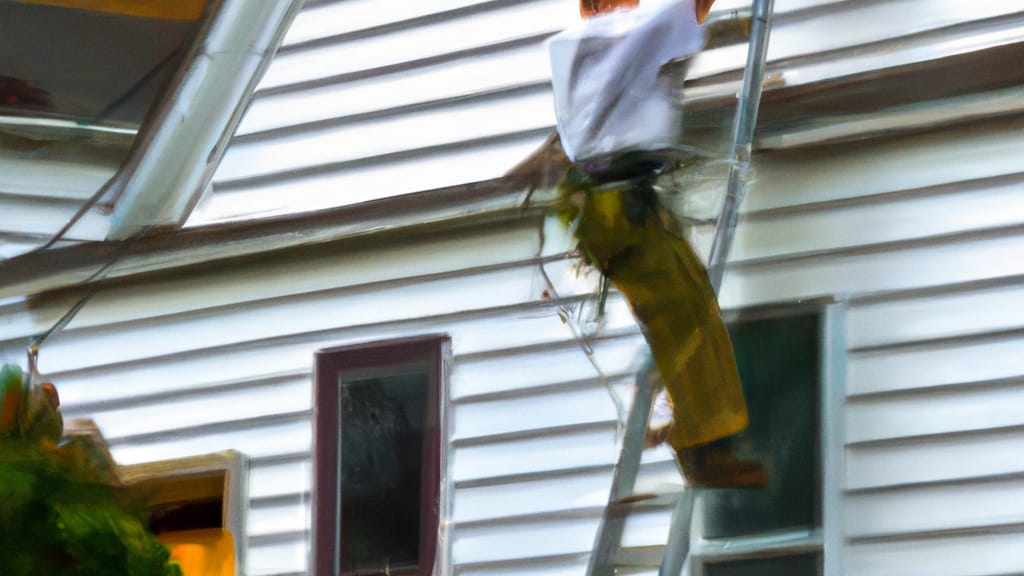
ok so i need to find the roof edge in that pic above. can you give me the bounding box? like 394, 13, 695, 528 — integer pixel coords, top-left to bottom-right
0, 176, 541, 300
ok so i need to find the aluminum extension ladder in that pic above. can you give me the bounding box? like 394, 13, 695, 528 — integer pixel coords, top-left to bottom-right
585, 1, 774, 573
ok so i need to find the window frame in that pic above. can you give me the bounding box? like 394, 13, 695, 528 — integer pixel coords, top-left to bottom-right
687, 301, 846, 576
313, 334, 451, 576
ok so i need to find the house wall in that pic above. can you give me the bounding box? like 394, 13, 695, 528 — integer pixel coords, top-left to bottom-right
728, 116, 1024, 574
0, 215, 670, 575
188, 0, 1023, 225
2, 113, 1021, 576
2, 0, 1023, 574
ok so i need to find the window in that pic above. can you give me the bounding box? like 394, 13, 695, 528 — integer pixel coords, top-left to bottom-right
688, 304, 844, 576
313, 335, 451, 576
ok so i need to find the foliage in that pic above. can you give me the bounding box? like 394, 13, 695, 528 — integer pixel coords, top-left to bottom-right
0, 363, 182, 576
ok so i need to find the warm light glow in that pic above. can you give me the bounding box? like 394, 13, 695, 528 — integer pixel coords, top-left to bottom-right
13, 0, 206, 20
162, 529, 236, 576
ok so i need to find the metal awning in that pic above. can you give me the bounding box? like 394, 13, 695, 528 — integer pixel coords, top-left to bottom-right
0, 0, 300, 258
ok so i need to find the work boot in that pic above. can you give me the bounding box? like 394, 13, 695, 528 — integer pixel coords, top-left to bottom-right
675, 436, 768, 488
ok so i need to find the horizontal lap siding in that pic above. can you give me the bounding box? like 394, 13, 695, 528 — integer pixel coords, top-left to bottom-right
172, 0, 707, 566
2, 1, 1020, 575
193, 0, 1016, 225
0, 133, 126, 250
842, 531, 1024, 576
15, 110, 1022, 574
0, 219, 673, 575
731, 118, 1024, 575
189, 0, 577, 225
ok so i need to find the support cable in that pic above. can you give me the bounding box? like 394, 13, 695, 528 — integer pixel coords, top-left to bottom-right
27, 229, 148, 380
31, 47, 183, 254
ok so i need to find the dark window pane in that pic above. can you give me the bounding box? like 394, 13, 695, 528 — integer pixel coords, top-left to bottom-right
705, 553, 821, 576
339, 373, 428, 573
702, 312, 822, 538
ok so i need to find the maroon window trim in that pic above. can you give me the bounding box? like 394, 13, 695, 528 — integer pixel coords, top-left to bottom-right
313, 334, 450, 576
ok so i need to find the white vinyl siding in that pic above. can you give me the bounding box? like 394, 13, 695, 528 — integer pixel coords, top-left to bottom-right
742, 119, 1024, 574
192, 0, 1021, 225
4, 113, 1022, 575
2, 0, 1023, 574
1, 219, 669, 575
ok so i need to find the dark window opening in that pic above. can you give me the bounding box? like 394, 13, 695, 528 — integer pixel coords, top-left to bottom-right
149, 499, 223, 534
690, 306, 834, 575
339, 373, 427, 573
314, 335, 449, 576
135, 469, 229, 534
703, 310, 822, 538
705, 552, 822, 576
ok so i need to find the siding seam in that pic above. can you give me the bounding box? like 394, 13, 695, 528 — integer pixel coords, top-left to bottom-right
455, 459, 677, 489
103, 410, 311, 445
451, 419, 617, 448
844, 470, 1024, 495
844, 422, 1024, 449
741, 171, 1024, 222
261, 32, 555, 97
278, 0, 549, 53
452, 373, 633, 405
729, 222, 1024, 270
846, 521, 1024, 545
453, 552, 589, 573
848, 272, 1024, 305
213, 127, 554, 191
845, 374, 1024, 402
234, 83, 552, 144
847, 326, 1024, 354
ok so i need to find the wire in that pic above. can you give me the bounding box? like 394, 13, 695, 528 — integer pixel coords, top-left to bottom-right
533, 214, 627, 430
30, 46, 184, 254
27, 227, 149, 378
33, 172, 118, 254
